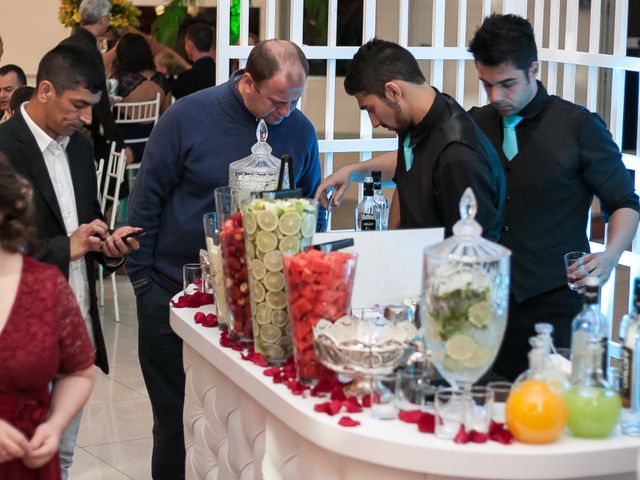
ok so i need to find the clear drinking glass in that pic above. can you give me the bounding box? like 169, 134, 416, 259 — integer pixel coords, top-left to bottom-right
203, 212, 228, 329
395, 368, 430, 412
564, 251, 587, 291
370, 374, 397, 420
487, 381, 513, 423
435, 388, 464, 440
183, 263, 202, 294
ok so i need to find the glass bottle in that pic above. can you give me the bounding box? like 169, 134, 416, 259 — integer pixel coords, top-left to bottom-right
564, 339, 621, 438
505, 338, 567, 444
371, 170, 389, 230
570, 276, 609, 384
355, 176, 379, 231
619, 278, 640, 436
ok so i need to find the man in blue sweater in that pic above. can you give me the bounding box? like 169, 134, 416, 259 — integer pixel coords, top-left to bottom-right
126, 39, 323, 480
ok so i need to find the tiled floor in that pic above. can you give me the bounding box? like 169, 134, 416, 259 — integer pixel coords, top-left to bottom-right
69, 275, 153, 480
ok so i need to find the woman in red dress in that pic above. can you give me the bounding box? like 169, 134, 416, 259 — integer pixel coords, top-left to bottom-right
0, 155, 96, 479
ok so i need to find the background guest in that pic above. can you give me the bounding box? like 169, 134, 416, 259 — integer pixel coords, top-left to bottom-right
172, 22, 216, 99
0, 64, 26, 123
0, 154, 96, 479
7, 86, 35, 118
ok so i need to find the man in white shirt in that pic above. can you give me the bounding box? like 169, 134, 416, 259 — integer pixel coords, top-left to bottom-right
0, 64, 26, 123
0, 44, 141, 480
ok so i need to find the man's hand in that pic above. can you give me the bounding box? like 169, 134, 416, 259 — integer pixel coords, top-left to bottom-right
314, 164, 356, 209
101, 226, 143, 258
69, 219, 109, 261
575, 250, 619, 287
0, 419, 31, 463
22, 421, 61, 469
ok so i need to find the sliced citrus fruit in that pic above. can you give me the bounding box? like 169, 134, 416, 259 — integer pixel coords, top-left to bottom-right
244, 211, 257, 235
468, 301, 492, 329
444, 334, 476, 361
279, 235, 301, 253
266, 291, 288, 310
462, 346, 492, 368
256, 231, 278, 252
251, 259, 266, 280
245, 241, 255, 260
278, 212, 302, 235
264, 344, 285, 359
256, 210, 278, 232
260, 324, 282, 343
264, 272, 285, 292
263, 251, 283, 272
251, 280, 266, 303
256, 302, 270, 325
270, 309, 289, 327
301, 214, 316, 238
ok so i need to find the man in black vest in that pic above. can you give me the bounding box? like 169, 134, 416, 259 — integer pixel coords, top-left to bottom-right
468, 14, 639, 380
339, 38, 505, 240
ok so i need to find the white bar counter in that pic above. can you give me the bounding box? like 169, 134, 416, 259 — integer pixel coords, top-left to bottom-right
171, 302, 640, 480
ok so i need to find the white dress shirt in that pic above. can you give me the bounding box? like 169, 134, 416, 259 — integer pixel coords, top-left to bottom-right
21, 103, 95, 342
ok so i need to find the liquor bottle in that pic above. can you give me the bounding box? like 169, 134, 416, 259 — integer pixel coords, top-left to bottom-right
371, 170, 389, 230
506, 337, 567, 444
564, 339, 621, 438
570, 276, 609, 384
620, 278, 640, 436
355, 176, 379, 231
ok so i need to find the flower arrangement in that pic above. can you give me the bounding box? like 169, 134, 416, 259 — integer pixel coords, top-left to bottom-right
58, 0, 141, 30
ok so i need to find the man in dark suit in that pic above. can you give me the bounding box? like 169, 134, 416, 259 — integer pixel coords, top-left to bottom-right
0, 44, 140, 479
468, 14, 639, 380
59, 0, 126, 165
172, 22, 216, 99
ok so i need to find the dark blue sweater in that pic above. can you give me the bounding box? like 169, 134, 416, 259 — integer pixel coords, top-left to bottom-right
126, 71, 323, 295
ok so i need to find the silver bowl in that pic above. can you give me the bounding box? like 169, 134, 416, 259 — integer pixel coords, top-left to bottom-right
313, 315, 418, 377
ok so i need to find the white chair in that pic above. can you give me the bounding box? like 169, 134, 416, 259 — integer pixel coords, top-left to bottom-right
99, 142, 127, 323
95, 157, 104, 190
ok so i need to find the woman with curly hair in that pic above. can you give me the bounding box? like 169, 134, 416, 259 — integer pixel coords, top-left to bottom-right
0, 154, 95, 479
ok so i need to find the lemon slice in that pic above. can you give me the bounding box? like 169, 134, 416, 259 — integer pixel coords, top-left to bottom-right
256, 303, 271, 325
260, 324, 282, 343
264, 344, 285, 359
444, 334, 477, 361
245, 241, 255, 260
462, 346, 492, 368
264, 272, 285, 292
301, 214, 316, 238
468, 301, 492, 329
251, 259, 266, 280
266, 291, 288, 310
244, 211, 257, 235
270, 309, 289, 327
251, 280, 266, 303
257, 210, 278, 232
279, 235, 301, 253
256, 231, 278, 252
263, 251, 283, 272
278, 212, 302, 235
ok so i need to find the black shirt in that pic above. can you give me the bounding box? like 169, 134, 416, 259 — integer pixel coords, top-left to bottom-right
172, 57, 216, 99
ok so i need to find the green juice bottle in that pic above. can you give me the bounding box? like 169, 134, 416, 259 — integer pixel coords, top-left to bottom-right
564, 339, 621, 438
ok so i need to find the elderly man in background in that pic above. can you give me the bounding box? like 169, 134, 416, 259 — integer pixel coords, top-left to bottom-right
0, 64, 26, 123
127, 39, 324, 479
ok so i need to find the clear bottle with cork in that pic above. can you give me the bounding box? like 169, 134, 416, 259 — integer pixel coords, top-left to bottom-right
570, 276, 609, 384
619, 278, 640, 436
371, 170, 389, 230
355, 176, 379, 231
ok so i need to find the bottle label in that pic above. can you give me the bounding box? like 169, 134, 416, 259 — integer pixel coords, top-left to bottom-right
622, 346, 633, 408
361, 218, 376, 231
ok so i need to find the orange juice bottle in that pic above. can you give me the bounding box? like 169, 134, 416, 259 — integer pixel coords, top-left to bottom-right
506, 338, 567, 444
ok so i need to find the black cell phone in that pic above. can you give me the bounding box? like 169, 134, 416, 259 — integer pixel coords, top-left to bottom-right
121, 229, 146, 242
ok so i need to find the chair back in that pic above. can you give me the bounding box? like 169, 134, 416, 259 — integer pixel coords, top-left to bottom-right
100, 142, 127, 230
95, 157, 105, 200
113, 92, 161, 145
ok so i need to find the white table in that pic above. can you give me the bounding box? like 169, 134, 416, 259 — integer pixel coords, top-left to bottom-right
171, 302, 640, 480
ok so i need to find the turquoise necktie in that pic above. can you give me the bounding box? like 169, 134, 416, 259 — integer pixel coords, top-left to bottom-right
502, 114, 523, 160
403, 135, 415, 171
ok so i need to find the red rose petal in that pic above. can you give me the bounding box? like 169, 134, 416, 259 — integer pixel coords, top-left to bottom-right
361, 394, 372, 408
330, 386, 346, 402
417, 413, 435, 433
338, 416, 361, 427
194, 312, 206, 324
398, 410, 422, 424
489, 427, 513, 445
286, 380, 308, 396
469, 430, 489, 443
263, 367, 280, 377
453, 424, 470, 444
342, 397, 363, 413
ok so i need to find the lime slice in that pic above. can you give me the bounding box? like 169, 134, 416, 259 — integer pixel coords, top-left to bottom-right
468, 301, 492, 329
256, 231, 278, 252
444, 334, 477, 361
278, 212, 302, 235
263, 251, 283, 272
462, 346, 492, 368
266, 291, 288, 310
251, 280, 266, 303
279, 235, 301, 253
264, 344, 285, 359
256, 302, 270, 325
301, 213, 316, 238
244, 211, 257, 235
260, 324, 282, 343
245, 241, 255, 260
264, 272, 285, 292
270, 309, 289, 327
251, 259, 266, 280
257, 210, 278, 232
443, 356, 464, 372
